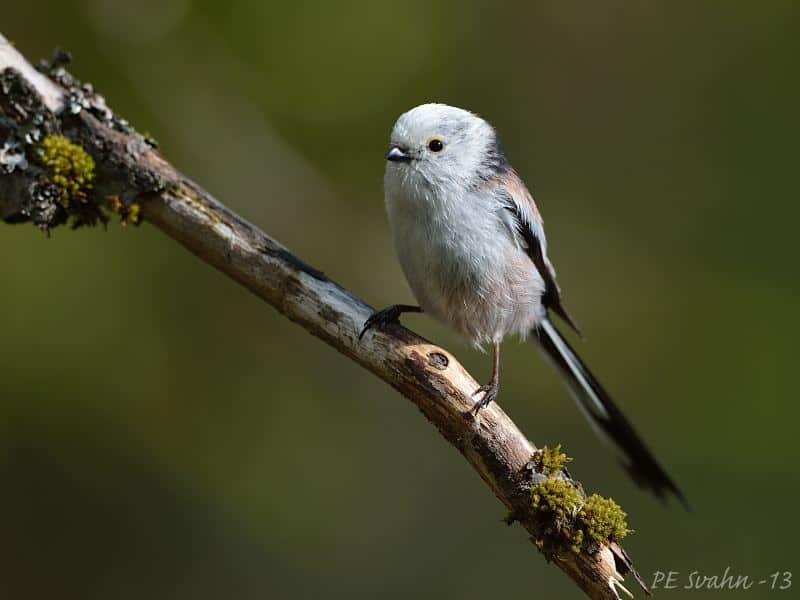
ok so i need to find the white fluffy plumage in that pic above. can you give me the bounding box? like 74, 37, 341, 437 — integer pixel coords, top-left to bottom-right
371, 103, 687, 506
384, 103, 546, 348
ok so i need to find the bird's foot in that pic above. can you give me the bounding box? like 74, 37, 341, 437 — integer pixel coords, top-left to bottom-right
471, 381, 500, 414
359, 305, 419, 340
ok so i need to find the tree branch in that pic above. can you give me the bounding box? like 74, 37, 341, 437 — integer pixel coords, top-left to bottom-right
0, 33, 649, 599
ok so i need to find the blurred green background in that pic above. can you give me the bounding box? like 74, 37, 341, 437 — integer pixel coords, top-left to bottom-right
2, 2, 798, 598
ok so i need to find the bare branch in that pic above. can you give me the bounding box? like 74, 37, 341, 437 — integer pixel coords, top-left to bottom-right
0, 33, 649, 599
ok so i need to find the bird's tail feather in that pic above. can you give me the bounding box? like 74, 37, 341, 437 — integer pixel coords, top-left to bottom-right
534, 316, 688, 509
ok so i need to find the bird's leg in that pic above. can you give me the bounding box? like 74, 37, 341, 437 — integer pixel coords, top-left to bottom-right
472, 341, 501, 413
359, 304, 422, 339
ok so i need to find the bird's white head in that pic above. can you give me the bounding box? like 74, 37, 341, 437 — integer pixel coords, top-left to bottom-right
384, 103, 508, 193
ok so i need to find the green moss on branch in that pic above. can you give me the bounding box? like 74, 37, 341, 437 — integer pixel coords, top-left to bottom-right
531, 444, 573, 475
576, 494, 629, 548
528, 444, 630, 556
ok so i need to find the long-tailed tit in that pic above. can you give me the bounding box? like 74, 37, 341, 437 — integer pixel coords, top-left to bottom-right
361, 103, 686, 506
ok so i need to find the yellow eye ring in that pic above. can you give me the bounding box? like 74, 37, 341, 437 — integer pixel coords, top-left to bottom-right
427, 137, 444, 152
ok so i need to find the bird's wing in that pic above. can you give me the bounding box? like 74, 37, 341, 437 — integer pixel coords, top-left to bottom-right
491, 169, 582, 337
491, 171, 687, 506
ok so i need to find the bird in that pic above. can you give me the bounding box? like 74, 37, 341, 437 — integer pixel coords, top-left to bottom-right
359, 103, 687, 507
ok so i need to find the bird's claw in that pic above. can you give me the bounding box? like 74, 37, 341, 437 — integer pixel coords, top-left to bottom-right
471, 381, 500, 414
359, 306, 403, 340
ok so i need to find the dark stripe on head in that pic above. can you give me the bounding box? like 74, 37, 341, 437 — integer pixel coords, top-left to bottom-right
481, 133, 510, 177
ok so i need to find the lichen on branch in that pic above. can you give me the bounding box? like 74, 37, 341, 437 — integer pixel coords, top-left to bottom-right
35, 133, 95, 206
1, 49, 161, 232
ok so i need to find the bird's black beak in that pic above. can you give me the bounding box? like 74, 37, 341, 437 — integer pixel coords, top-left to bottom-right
386, 145, 412, 162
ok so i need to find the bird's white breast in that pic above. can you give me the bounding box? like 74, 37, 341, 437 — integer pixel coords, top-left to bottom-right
384, 167, 544, 346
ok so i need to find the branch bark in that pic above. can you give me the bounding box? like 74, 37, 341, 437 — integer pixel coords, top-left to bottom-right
0, 33, 648, 599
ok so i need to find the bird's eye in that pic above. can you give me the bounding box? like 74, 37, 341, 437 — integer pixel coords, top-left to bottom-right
427, 138, 444, 152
